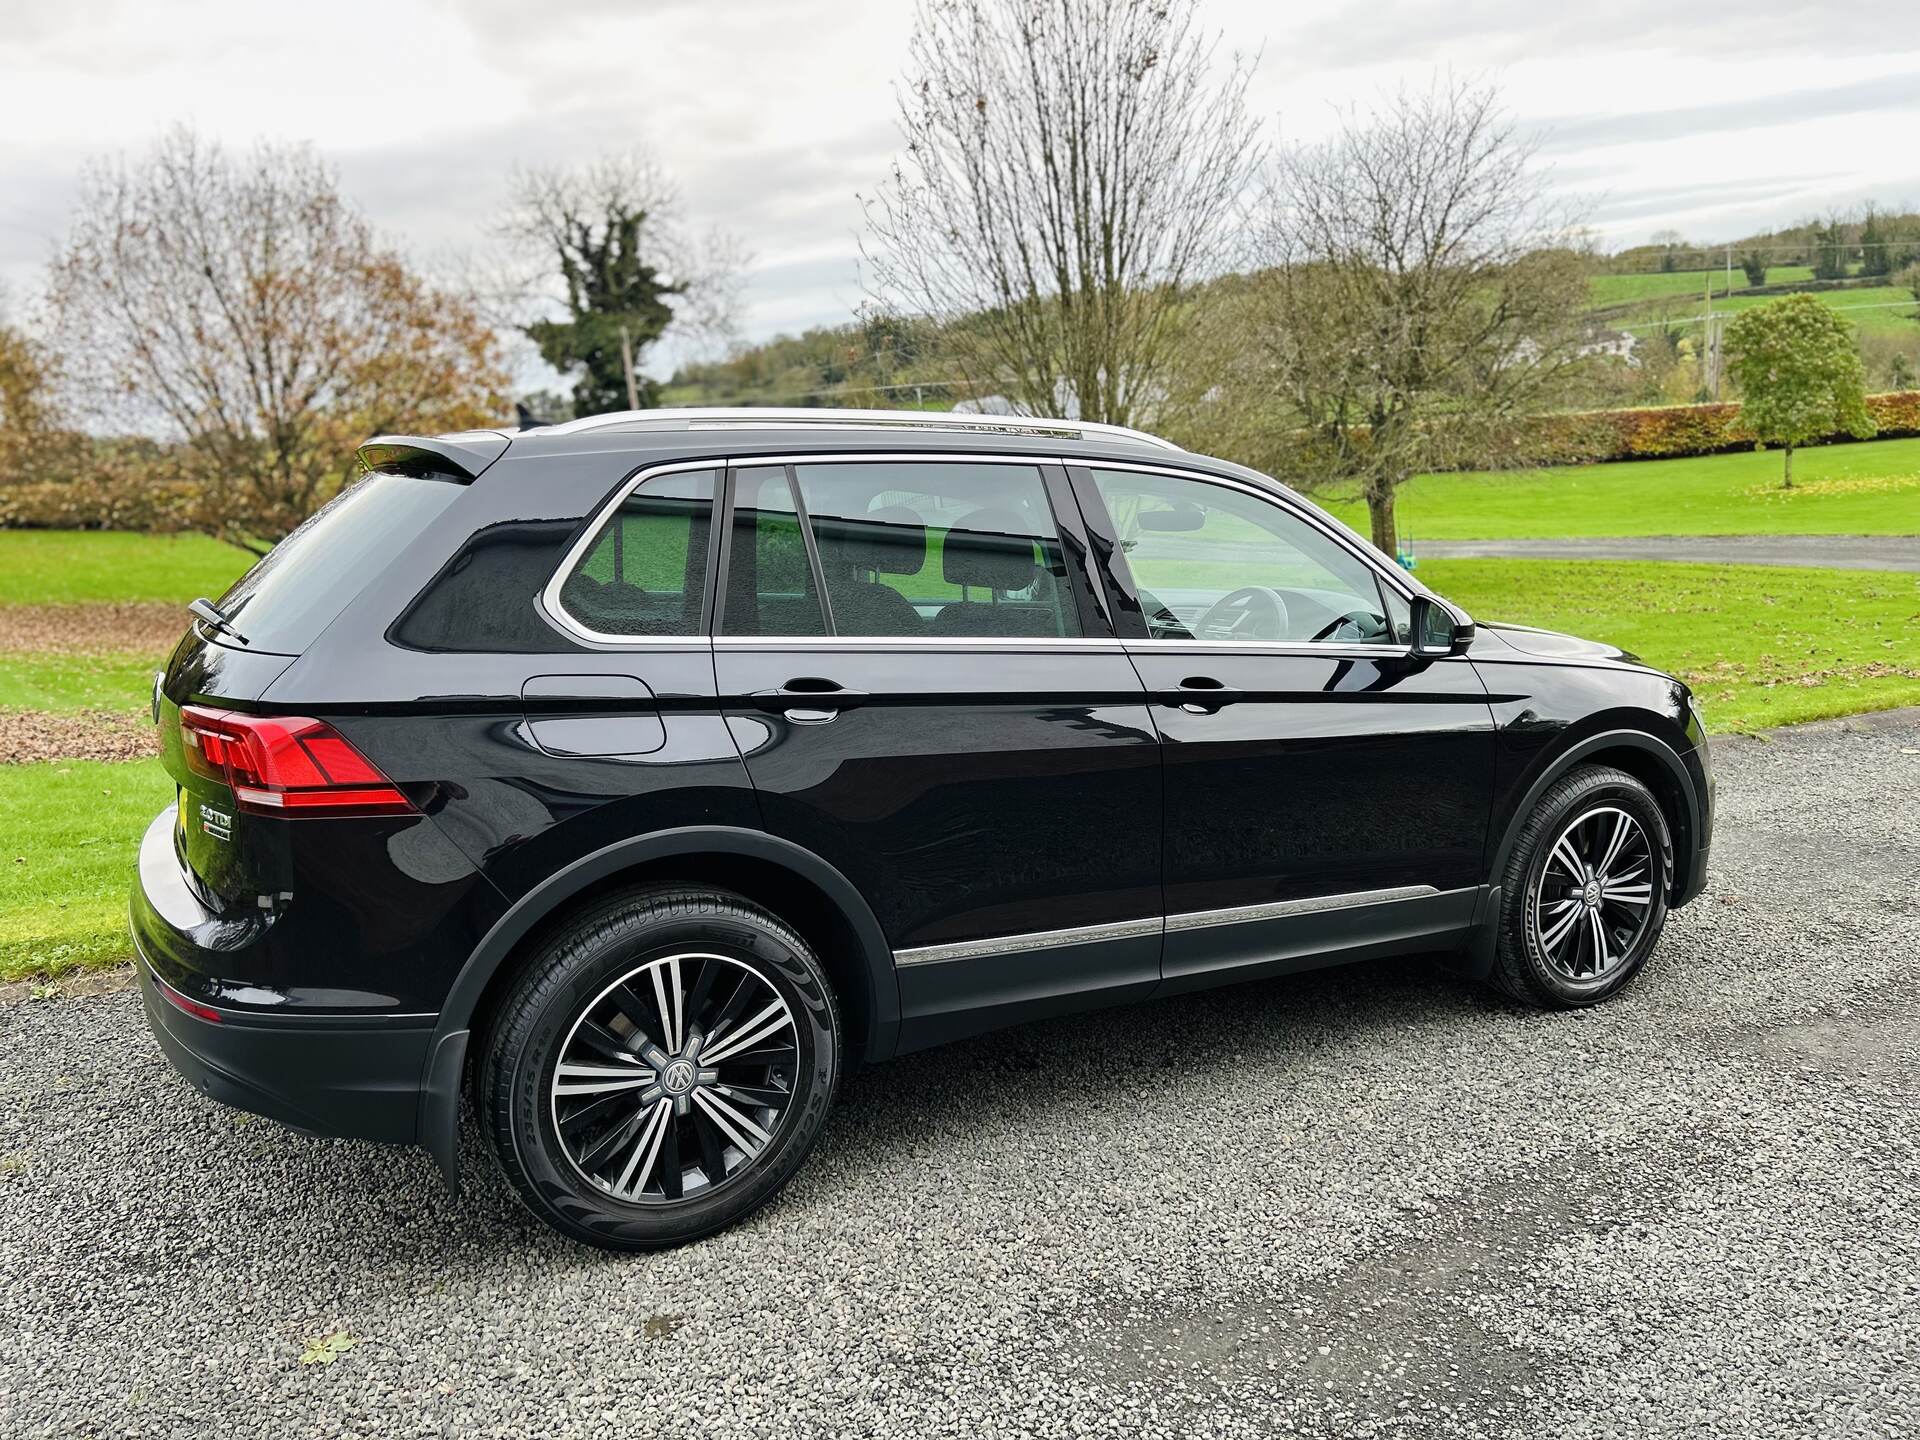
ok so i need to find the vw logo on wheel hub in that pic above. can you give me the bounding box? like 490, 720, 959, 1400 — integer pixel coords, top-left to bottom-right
1582, 880, 1603, 907
660, 1058, 698, 1095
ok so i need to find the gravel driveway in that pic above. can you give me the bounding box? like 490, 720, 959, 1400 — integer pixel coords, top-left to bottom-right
4, 711, 1917, 1438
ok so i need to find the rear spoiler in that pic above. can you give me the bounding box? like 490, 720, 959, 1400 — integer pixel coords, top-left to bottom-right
355, 431, 511, 481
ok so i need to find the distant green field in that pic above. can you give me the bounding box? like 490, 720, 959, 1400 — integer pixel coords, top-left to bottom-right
1316, 436, 1920, 540
0, 530, 250, 607
1605, 283, 1919, 339
1422, 558, 1920, 733
1587, 265, 1812, 307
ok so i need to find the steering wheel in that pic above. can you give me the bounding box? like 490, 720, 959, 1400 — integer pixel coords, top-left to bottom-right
1194, 585, 1290, 641
1307, 608, 1386, 643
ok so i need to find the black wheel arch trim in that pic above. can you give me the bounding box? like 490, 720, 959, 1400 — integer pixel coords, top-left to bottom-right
1459, 727, 1705, 980
414, 825, 900, 1189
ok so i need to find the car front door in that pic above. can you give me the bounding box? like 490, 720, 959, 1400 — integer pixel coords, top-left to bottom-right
711, 456, 1163, 1048
1068, 461, 1496, 992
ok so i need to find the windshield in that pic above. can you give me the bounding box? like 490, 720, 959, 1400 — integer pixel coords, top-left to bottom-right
215, 470, 464, 655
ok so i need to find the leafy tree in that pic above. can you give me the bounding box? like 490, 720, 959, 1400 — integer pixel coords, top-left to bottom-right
1859, 208, 1892, 277
1811, 217, 1850, 281
862, 0, 1260, 427
1725, 294, 1875, 488
1250, 81, 1591, 556
1739, 251, 1769, 288
505, 154, 742, 417
47, 129, 507, 546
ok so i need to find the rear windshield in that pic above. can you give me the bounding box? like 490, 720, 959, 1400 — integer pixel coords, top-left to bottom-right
215, 471, 464, 655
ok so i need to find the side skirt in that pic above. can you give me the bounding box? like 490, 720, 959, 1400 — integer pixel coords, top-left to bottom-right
889, 886, 1483, 1055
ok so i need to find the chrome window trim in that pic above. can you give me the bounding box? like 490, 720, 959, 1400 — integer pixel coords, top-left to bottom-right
541, 460, 727, 648
543, 451, 1433, 651
713, 635, 1126, 652
891, 884, 1460, 968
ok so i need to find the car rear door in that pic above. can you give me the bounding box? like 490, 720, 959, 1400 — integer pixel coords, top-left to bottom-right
1067, 461, 1497, 993
711, 454, 1162, 1048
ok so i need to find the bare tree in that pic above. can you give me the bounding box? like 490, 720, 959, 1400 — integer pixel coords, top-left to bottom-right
47, 128, 507, 547
1252, 80, 1591, 556
862, 0, 1260, 426
499, 151, 745, 416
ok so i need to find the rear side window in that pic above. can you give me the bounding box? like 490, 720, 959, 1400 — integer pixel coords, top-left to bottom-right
720, 466, 827, 636
557, 470, 715, 637
216, 470, 464, 655
721, 460, 1082, 639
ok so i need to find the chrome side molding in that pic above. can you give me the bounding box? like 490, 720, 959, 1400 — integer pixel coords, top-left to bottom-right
893, 885, 1449, 967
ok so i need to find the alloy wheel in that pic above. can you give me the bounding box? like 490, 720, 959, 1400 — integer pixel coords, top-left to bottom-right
1528, 804, 1656, 984
549, 952, 799, 1205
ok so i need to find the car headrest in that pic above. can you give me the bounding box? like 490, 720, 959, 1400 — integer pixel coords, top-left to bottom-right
815, 505, 926, 576
942, 509, 1041, 593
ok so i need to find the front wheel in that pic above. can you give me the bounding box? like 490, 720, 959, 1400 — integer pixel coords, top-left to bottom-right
479, 886, 841, 1250
1490, 765, 1672, 1008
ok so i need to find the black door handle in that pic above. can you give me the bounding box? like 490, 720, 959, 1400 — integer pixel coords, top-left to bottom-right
749, 679, 869, 713
1172, 676, 1237, 713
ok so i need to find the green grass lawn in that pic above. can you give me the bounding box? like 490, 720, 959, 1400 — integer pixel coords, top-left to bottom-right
0, 758, 174, 981
0, 530, 250, 606
1316, 436, 1920, 540
0, 653, 164, 711
1423, 559, 1920, 733
1587, 265, 1812, 307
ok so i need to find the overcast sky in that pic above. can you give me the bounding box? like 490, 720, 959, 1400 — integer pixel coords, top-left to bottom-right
4, 0, 1918, 384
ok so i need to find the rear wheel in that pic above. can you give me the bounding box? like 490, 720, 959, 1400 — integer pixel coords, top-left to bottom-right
480, 886, 840, 1250
1490, 765, 1672, 1008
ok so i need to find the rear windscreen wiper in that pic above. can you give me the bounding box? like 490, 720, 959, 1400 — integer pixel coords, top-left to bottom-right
187, 598, 250, 646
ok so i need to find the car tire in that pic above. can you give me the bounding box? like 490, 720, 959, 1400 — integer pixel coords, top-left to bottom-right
479, 885, 841, 1250
1489, 764, 1672, 1009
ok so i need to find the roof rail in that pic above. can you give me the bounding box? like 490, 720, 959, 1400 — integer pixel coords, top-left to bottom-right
537, 406, 1182, 452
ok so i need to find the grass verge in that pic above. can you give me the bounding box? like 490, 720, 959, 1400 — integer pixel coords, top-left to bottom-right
1426, 558, 1920, 731
0, 758, 173, 981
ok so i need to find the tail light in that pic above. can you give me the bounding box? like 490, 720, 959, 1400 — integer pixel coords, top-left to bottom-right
178, 706, 415, 816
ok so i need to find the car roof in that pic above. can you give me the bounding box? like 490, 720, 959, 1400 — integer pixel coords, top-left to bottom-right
358, 407, 1293, 495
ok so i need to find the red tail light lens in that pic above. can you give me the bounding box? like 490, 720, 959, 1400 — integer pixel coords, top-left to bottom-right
178, 707, 415, 816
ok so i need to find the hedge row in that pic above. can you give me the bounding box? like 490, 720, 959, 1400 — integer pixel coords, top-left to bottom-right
1514, 390, 1920, 468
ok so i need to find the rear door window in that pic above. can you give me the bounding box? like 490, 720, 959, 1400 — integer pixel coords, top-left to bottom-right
555, 470, 716, 637
215, 470, 465, 655
718, 460, 1082, 639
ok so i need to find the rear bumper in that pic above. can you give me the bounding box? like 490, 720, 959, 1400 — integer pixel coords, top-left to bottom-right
138, 959, 433, 1144
131, 804, 434, 1145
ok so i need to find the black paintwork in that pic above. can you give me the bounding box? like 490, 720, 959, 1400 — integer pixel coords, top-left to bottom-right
131, 420, 1714, 1170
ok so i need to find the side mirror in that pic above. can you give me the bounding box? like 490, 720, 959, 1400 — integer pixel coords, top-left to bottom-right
1409, 594, 1475, 657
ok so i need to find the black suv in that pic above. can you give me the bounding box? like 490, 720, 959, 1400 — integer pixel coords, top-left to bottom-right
132, 409, 1712, 1249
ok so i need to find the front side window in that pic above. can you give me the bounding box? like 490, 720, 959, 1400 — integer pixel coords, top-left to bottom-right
557, 470, 714, 637
787, 461, 1081, 639
1091, 469, 1394, 644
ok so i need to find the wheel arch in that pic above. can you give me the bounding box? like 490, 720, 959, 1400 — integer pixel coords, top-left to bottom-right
1458, 725, 1703, 983
1490, 727, 1701, 889
416, 826, 900, 1188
